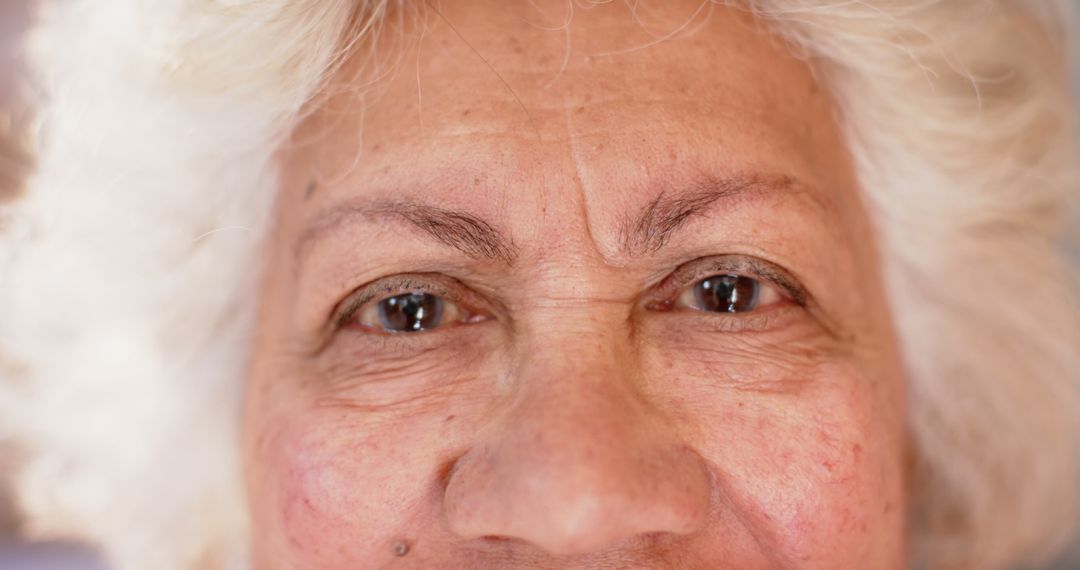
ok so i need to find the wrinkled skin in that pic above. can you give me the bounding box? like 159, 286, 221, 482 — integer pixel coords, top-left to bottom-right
245, 1, 908, 568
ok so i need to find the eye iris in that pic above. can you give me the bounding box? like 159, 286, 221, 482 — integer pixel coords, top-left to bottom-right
378, 293, 445, 332
694, 275, 760, 313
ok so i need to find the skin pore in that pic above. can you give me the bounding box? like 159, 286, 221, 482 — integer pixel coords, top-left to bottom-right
244, 1, 908, 568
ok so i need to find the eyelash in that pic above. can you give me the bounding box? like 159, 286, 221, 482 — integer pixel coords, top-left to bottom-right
332, 256, 807, 335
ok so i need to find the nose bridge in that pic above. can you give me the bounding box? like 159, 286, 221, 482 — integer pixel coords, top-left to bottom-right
519, 303, 637, 396
509, 329, 648, 468
442, 313, 712, 556
506, 307, 651, 465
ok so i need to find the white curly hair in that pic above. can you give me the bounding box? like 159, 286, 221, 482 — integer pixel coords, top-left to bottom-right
0, 1, 1077, 569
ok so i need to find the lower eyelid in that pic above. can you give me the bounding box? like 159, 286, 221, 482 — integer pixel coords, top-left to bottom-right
334, 317, 497, 362
679, 303, 801, 333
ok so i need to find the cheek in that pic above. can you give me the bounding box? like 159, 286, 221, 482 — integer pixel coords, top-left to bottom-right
713, 377, 902, 565
249, 412, 440, 567
650, 338, 904, 567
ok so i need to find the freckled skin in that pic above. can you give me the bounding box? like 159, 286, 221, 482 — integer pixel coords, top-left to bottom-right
244, 1, 908, 568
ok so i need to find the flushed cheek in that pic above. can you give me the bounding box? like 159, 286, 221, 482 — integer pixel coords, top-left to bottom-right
257, 416, 442, 567
696, 378, 903, 567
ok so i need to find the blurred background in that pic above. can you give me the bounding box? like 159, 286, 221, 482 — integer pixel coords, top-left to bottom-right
0, 1, 1078, 569
0, 3, 124, 569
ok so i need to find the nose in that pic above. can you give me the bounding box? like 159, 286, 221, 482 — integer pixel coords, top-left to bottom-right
442, 328, 712, 556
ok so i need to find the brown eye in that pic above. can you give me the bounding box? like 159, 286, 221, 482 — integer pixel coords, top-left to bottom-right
379, 293, 444, 332
678, 274, 779, 313
352, 292, 466, 333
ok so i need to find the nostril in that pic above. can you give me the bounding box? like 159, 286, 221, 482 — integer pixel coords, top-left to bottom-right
473, 534, 536, 553
634, 531, 678, 550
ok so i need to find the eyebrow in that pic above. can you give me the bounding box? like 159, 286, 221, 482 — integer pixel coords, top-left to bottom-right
298, 173, 798, 264
298, 200, 519, 264
621, 174, 795, 255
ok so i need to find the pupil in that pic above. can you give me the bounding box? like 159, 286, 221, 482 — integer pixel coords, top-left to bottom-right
378, 293, 445, 332
694, 275, 760, 313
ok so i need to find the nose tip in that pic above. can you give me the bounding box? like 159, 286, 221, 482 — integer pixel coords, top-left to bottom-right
497, 485, 701, 555
442, 412, 713, 556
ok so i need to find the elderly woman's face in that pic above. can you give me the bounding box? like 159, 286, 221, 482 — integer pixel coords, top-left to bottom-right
245, 1, 908, 568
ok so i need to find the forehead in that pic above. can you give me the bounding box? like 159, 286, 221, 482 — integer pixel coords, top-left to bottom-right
360, 2, 824, 132
282, 0, 856, 259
